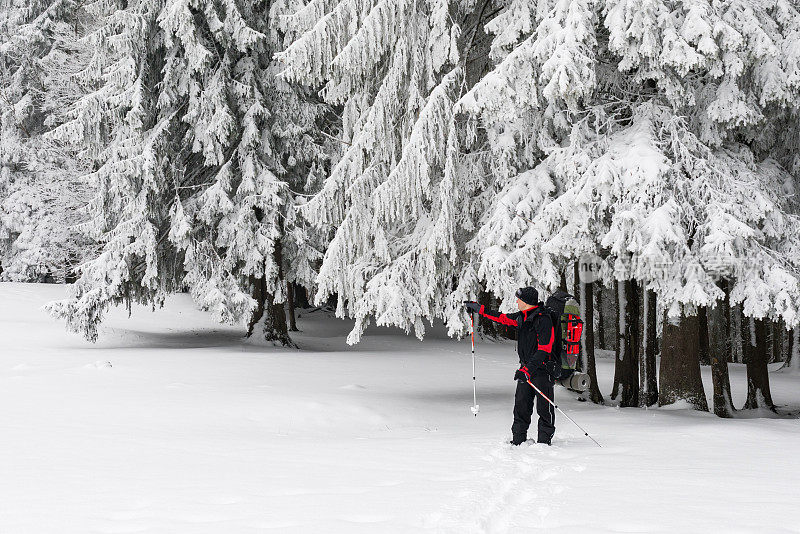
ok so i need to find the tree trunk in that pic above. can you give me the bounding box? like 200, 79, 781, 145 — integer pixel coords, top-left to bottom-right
639, 288, 658, 407
743, 317, 775, 409
294, 284, 310, 308
247, 274, 266, 338
583, 280, 604, 404
287, 281, 298, 332
698, 306, 710, 366
611, 280, 622, 400
771, 320, 783, 364
727, 301, 739, 363
658, 311, 709, 410
596, 284, 606, 351
573, 262, 580, 300
560, 270, 568, 292
709, 279, 735, 417
246, 238, 293, 346
741, 308, 753, 366
619, 279, 639, 407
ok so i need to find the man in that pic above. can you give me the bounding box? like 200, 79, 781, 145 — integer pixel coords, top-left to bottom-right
464, 287, 556, 446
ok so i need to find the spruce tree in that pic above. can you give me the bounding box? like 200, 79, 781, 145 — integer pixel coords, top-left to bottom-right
47, 0, 329, 343
0, 0, 94, 282
278, 0, 492, 343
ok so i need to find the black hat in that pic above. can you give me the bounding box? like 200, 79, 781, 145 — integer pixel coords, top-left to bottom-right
515, 287, 538, 306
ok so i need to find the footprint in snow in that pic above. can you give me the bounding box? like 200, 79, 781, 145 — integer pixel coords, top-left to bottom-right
428, 440, 584, 532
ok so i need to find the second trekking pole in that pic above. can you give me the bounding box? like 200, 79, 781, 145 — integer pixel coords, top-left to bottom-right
470, 313, 479, 416
527, 379, 601, 447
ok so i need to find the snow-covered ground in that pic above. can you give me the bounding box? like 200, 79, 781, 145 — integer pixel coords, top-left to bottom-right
1, 282, 798, 533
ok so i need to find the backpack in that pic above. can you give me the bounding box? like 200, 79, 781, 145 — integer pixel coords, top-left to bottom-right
544, 290, 584, 380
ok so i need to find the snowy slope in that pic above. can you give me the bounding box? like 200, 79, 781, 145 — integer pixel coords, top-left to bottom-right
1, 282, 798, 533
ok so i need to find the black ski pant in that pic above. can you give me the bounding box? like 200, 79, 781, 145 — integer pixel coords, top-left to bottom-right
511, 373, 555, 444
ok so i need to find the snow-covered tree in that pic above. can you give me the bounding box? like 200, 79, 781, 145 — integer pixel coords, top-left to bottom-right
47, 0, 330, 343
0, 0, 95, 282
278, 0, 502, 344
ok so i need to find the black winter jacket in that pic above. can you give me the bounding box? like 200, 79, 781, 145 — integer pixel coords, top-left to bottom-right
478, 303, 555, 376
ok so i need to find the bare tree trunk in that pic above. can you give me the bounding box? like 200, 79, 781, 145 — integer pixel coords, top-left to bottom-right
262, 288, 292, 345
583, 280, 604, 404
247, 273, 266, 338
619, 279, 639, 407
639, 288, 658, 407
246, 237, 293, 346
659, 311, 709, 410
573, 263, 580, 298
294, 284, 310, 308
611, 280, 622, 400
743, 317, 775, 410
771, 320, 783, 364
742, 309, 753, 367
709, 279, 735, 417
728, 302, 738, 363
698, 306, 710, 366
596, 284, 606, 351
286, 281, 298, 332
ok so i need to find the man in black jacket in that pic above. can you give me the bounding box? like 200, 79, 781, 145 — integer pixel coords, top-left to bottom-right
464, 287, 556, 446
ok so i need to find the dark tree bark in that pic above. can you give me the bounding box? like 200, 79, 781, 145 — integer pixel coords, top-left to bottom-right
596, 284, 606, 351
286, 281, 298, 332
560, 270, 568, 292
743, 317, 775, 410
771, 320, 783, 364
573, 262, 580, 300
583, 280, 604, 404
246, 234, 293, 346
708, 279, 735, 417
698, 306, 710, 366
658, 311, 709, 410
787, 327, 796, 369
731, 303, 743, 363
294, 284, 310, 308
619, 279, 639, 407
247, 274, 266, 338
741, 309, 753, 367
728, 302, 739, 363
611, 280, 622, 400
639, 288, 658, 407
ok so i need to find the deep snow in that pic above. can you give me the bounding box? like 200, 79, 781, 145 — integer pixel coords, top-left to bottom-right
1, 282, 798, 533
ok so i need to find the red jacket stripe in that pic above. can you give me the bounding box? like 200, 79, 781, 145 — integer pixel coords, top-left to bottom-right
538, 326, 555, 353
478, 305, 517, 327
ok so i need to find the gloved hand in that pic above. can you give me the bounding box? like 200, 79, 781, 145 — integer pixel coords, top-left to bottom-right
463, 301, 481, 313
514, 366, 531, 382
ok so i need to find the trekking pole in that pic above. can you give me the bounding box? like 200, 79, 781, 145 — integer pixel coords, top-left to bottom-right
470, 313, 479, 416
527, 379, 601, 447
